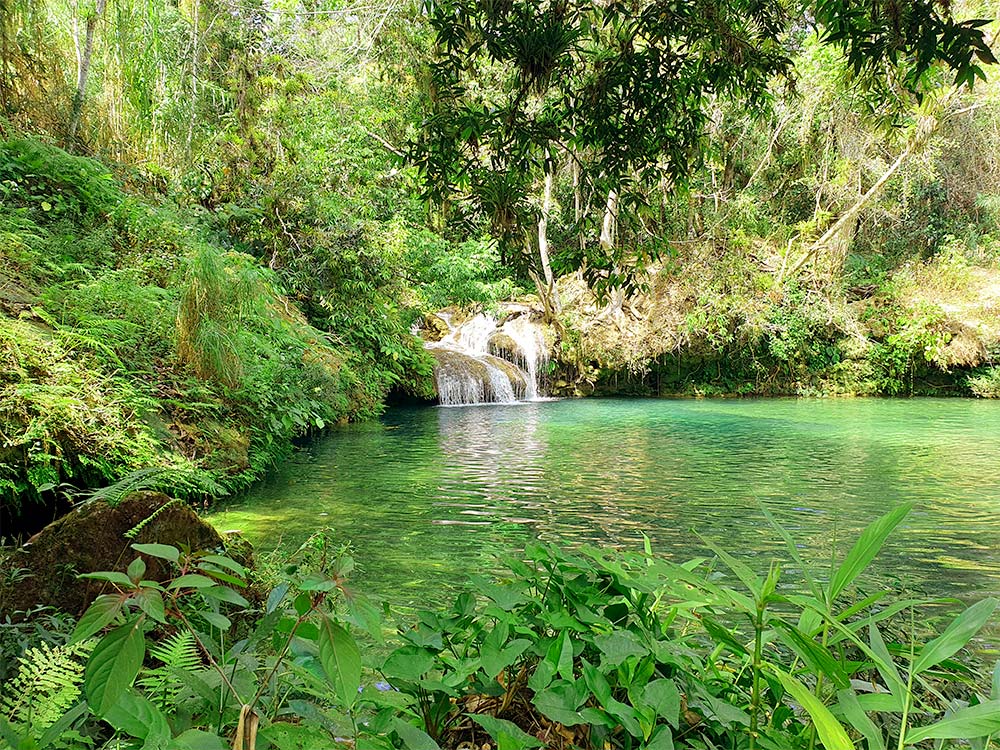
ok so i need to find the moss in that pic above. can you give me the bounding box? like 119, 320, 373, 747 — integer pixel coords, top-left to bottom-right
0, 491, 223, 618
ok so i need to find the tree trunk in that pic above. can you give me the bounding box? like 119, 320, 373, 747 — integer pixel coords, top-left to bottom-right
600, 188, 618, 251
537, 163, 561, 316
68, 0, 107, 142
780, 91, 953, 283
572, 154, 584, 254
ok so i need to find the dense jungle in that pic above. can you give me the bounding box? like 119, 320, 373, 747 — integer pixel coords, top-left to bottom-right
5, 1, 1000, 749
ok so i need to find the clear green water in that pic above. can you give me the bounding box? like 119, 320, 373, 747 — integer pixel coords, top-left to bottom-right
210, 398, 1000, 609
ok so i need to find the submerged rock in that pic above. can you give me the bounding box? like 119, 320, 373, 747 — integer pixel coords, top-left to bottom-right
488, 332, 521, 361
0, 491, 224, 618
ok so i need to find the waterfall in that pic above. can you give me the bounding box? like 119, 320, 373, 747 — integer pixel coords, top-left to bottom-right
425, 310, 551, 406
497, 315, 549, 401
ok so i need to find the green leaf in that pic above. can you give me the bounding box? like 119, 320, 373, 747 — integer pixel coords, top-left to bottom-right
698, 534, 761, 597
126, 557, 146, 582
774, 622, 849, 689
200, 585, 249, 607
36, 702, 89, 748
393, 718, 440, 750
168, 574, 216, 590
131, 543, 179, 564
201, 611, 232, 631
772, 669, 854, 750
383, 646, 435, 681
580, 658, 612, 706
913, 598, 998, 674
197, 554, 246, 576
828, 504, 910, 603
868, 622, 905, 708
533, 680, 588, 726
762, 504, 824, 602
257, 722, 335, 749
199, 569, 247, 587
905, 699, 1000, 743
556, 630, 574, 680
103, 689, 169, 741
481, 638, 531, 678
836, 689, 885, 750
604, 697, 642, 737
641, 679, 680, 727
644, 725, 674, 750
135, 588, 166, 623
84, 617, 147, 715
469, 714, 543, 750
0, 715, 23, 750
318, 617, 361, 709
171, 729, 228, 750
702, 616, 749, 656
71, 594, 123, 643
593, 630, 648, 666
80, 571, 134, 587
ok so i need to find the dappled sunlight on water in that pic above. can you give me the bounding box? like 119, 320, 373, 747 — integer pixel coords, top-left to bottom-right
210, 398, 1000, 609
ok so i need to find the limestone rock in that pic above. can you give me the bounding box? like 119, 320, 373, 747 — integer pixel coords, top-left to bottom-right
0, 491, 224, 618
422, 313, 451, 342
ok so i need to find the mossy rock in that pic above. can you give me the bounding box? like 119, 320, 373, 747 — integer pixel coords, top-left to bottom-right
429, 348, 527, 400
0, 491, 224, 618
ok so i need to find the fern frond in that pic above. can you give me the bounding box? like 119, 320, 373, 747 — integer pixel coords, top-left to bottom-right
85, 466, 228, 509
136, 630, 202, 710
0, 640, 93, 733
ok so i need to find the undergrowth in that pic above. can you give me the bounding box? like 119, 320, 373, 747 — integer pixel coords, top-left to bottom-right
2, 508, 1000, 749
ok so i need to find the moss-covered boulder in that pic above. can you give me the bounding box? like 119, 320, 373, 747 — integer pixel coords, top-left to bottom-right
0, 491, 224, 618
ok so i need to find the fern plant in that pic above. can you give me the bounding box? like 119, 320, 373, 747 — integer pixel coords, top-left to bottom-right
136, 630, 202, 711
0, 640, 94, 736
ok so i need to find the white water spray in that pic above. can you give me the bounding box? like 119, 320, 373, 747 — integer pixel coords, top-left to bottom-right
425, 311, 550, 406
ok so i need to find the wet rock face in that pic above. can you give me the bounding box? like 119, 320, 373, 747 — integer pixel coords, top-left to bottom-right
0, 491, 224, 618
428, 348, 527, 403
423, 313, 451, 342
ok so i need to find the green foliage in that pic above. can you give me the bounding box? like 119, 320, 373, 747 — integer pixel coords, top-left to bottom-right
0, 135, 437, 525
6, 512, 1000, 750
0, 639, 93, 742
968, 366, 1000, 397
135, 630, 201, 710
864, 301, 950, 395
0, 139, 122, 224
404, 229, 520, 310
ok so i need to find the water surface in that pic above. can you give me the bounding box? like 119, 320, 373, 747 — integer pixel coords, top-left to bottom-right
210, 398, 1000, 610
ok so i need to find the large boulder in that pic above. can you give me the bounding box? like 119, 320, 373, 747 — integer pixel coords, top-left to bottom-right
0, 491, 224, 618
422, 313, 451, 342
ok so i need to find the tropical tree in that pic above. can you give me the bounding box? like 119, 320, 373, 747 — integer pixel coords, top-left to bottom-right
411, 0, 997, 292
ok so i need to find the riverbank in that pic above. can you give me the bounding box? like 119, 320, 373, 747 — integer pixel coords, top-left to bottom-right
0, 138, 435, 538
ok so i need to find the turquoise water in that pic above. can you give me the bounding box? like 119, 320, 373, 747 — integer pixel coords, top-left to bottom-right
210, 398, 1000, 609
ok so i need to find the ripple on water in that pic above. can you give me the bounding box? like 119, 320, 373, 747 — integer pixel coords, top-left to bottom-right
210, 398, 1000, 612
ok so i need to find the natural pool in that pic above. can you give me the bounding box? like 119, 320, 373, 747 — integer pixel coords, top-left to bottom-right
209, 397, 1000, 610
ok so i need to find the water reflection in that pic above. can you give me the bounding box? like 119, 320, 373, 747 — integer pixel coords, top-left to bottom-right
211, 398, 1000, 608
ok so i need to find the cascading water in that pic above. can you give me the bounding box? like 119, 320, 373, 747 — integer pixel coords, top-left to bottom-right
497, 315, 549, 401
425, 310, 551, 406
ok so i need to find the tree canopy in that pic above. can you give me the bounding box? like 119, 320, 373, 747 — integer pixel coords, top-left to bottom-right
413, 0, 997, 282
